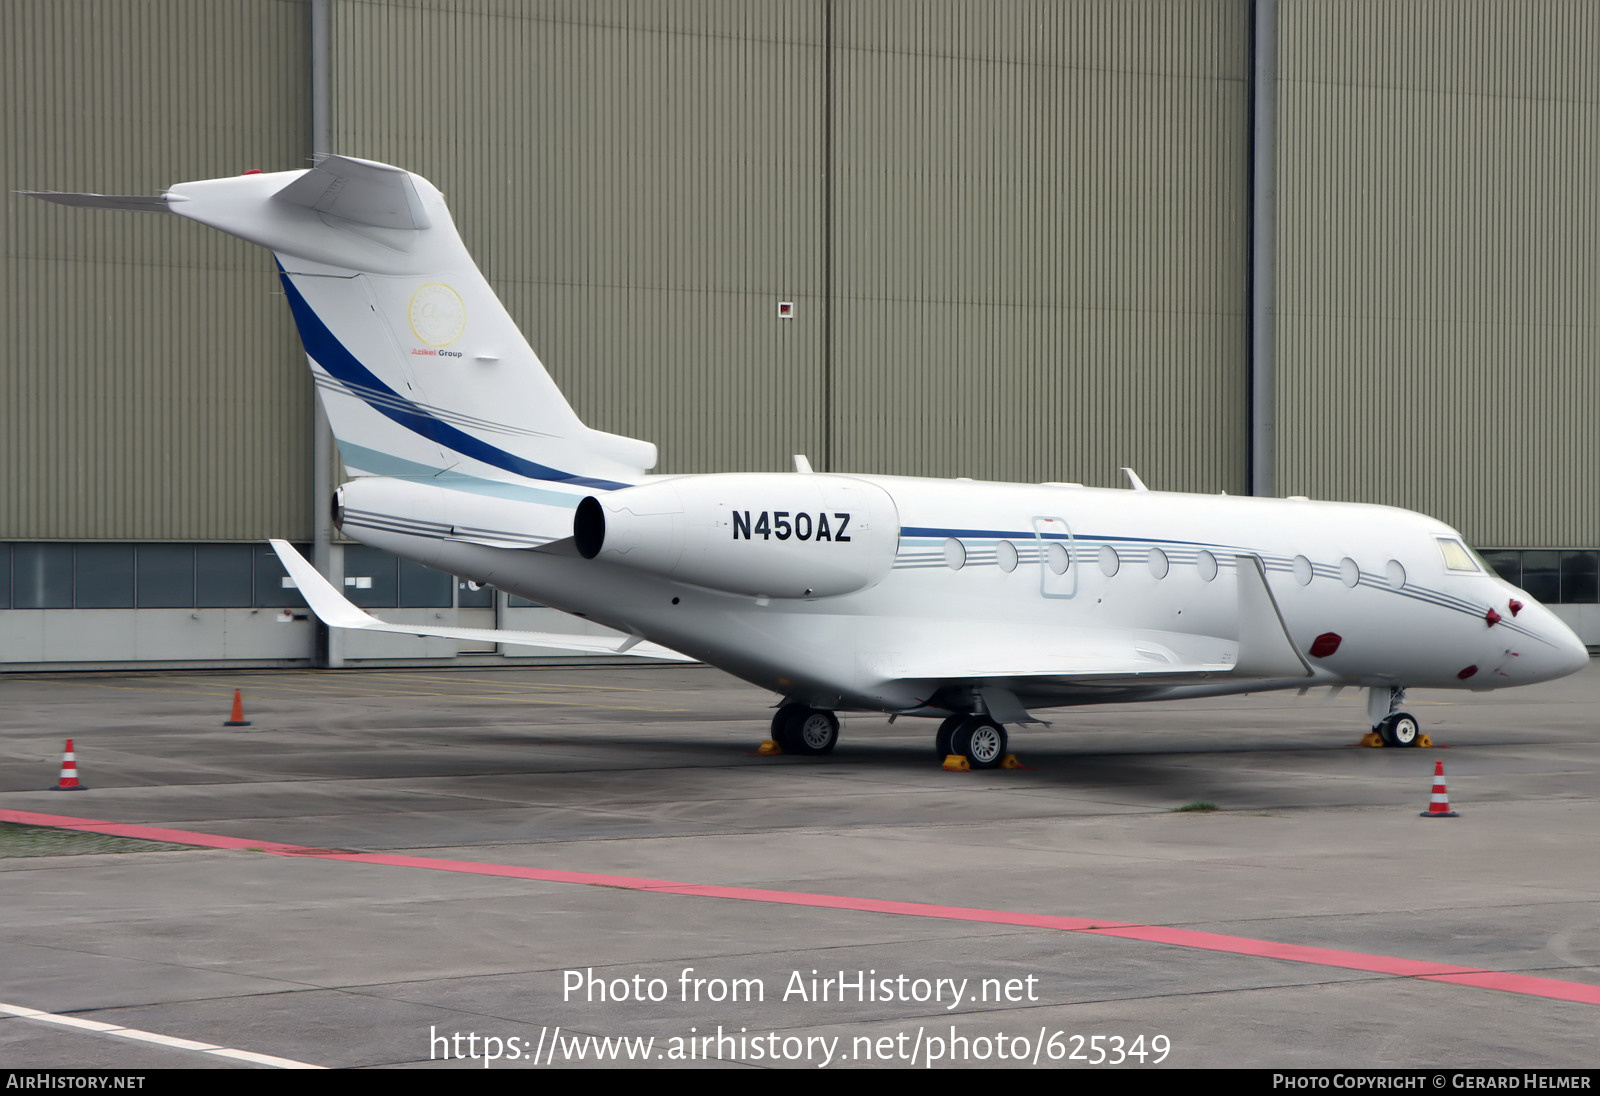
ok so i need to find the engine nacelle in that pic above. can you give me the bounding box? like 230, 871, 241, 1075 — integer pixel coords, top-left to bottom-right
574, 474, 900, 599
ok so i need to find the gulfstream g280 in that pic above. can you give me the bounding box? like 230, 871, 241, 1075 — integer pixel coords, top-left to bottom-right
30, 157, 1589, 766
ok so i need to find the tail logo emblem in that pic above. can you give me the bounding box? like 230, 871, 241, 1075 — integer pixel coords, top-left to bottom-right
408, 282, 466, 347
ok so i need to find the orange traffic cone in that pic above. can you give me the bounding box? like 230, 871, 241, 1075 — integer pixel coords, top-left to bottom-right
224, 688, 252, 727
1420, 759, 1458, 818
51, 739, 86, 791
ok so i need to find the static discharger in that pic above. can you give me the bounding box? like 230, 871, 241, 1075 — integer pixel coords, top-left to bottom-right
1421, 759, 1459, 818
51, 739, 86, 791
224, 689, 252, 727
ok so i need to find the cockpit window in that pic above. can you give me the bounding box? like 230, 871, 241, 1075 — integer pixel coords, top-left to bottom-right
1436, 537, 1480, 573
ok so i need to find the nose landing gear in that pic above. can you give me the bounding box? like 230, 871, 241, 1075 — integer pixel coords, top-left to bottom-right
1377, 711, 1421, 747
1368, 686, 1424, 747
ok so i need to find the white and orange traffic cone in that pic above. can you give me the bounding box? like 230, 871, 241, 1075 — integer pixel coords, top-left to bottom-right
1420, 759, 1458, 818
51, 739, 86, 791
224, 688, 252, 727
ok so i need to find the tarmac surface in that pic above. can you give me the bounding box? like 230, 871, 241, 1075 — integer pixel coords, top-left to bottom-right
1, 661, 1597, 1070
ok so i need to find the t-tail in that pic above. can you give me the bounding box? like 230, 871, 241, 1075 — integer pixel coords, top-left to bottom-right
28, 156, 656, 494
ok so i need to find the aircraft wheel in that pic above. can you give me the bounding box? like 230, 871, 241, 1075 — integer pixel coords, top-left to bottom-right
780, 707, 839, 756
771, 704, 805, 752
1381, 712, 1420, 748
952, 716, 1007, 770
935, 714, 965, 759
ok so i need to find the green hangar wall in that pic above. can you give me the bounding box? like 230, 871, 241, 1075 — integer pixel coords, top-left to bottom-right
1, 1, 1595, 667
326, 0, 1250, 490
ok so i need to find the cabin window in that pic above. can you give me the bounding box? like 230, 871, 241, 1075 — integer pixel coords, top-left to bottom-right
1196, 549, 1218, 581
1339, 557, 1360, 588
1292, 555, 1313, 585
943, 538, 966, 570
1148, 547, 1169, 578
1386, 560, 1407, 589
1098, 545, 1120, 577
1436, 537, 1480, 573
1046, 542, 1070, 574
996, 540, 1018, 573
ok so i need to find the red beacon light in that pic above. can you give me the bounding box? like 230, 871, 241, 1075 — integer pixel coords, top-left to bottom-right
242, 168, 262, 175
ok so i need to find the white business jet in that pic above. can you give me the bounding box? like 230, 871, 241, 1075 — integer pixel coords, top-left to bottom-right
29, 157, 1589, 766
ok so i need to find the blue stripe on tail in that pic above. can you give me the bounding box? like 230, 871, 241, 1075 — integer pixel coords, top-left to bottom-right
279, 272, 627, 491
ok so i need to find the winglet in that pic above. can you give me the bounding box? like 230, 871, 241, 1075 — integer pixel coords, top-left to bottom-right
267, 540, 696, 661
1232, 555, 1312, 678
270, 539, 373, 630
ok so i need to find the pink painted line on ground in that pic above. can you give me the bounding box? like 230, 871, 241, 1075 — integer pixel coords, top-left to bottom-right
1424, 971, 1600, 1005
7, 807, 1599, 1007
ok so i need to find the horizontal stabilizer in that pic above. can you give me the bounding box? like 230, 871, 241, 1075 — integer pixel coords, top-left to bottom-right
269, 540, 694, 662
272, 155, 430, 230
21, 191, 172, 213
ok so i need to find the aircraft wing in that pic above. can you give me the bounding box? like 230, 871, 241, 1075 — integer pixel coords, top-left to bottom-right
269, 540, 696, 662
867, 555, 1312, 687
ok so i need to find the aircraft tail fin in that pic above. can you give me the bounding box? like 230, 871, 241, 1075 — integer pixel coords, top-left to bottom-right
31, 158, 655, 492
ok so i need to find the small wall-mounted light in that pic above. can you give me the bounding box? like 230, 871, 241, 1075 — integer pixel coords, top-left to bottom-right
777, 301, 795, 319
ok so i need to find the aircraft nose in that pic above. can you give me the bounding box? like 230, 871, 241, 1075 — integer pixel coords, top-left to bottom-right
1525, 605, 1590, 681
1554, 624, 1591, 678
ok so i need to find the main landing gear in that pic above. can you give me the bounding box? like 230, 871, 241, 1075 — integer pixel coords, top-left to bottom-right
768, 704, 1011, 767
1368, 685, 1423, 748
935, 714, 1009, 769
771, 703, 839, 756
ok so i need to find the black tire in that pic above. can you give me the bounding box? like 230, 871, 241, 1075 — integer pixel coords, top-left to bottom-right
934, 714, 965, 759
779, 706, 839, 756
1376, 717, 1396, 747
952, 716, 1008, 770
771, 704, 804, 752
1384, 712, 1420, 748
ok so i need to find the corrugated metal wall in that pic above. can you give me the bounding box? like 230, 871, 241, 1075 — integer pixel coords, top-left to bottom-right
12, 0, 1590, 557
831, 0, 1251, 490
329, 0, 1250, 487
330, 0, 829, 475
1277, 0, 1600, 547
1, 0, 314, 541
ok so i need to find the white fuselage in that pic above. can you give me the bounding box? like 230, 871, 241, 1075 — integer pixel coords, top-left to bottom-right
336, 472, 1589, 716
